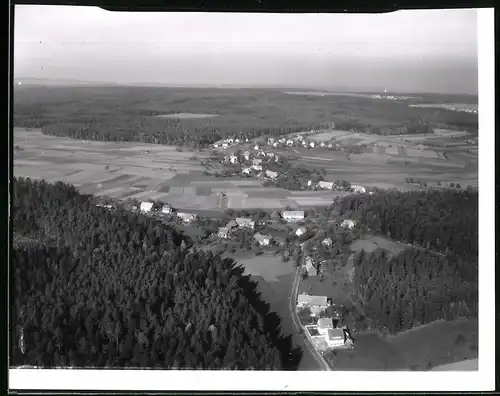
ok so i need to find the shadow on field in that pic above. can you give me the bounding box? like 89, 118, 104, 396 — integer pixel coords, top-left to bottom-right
231, 264, 303, 370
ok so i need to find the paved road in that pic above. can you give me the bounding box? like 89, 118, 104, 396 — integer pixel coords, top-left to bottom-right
289, 266, 332, 371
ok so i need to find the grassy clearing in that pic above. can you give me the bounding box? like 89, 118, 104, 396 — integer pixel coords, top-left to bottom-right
331, 319, 478, 371
235, 252, 295, 282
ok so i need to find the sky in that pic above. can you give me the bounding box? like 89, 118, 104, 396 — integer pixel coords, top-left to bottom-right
14, 6, 478, 94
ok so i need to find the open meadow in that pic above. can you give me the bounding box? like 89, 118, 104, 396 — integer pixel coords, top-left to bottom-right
330, 319, 478, 371
227, 251, 320, 370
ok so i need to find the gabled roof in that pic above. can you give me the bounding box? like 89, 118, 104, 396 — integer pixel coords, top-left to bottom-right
177, 212, 196, 220
235, 217, 255, 227
318, 317, 334, 329
318, 181, 334, 188
282, 210, 305, 218
297, 293, 327, 306
140, 201, 154, 211
226, 219, 238, 229
327, 328, 345, 341
218, 227, 229, 236
253, 233, 270, 242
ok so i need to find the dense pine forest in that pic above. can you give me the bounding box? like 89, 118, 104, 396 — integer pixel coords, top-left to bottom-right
11, 177, 301, 369
338, 189, 478, 335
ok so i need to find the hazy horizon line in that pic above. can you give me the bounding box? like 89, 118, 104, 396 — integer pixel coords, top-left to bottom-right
14, 76, 478, 96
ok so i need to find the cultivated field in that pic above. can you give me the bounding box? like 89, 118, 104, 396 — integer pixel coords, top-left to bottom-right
278, 128, 477, 190
331, 319, 478, 371
14, 129, 353, 211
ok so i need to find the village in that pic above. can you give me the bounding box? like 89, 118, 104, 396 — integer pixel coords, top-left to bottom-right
206, 134, 368, 193
96, 193, 363, 357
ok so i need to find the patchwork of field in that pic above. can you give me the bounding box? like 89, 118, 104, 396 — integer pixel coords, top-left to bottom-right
332, 319, 478, 371
14, 129, 350, 210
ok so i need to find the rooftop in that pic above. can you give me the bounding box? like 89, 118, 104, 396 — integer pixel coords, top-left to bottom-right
327, 328, 345, 341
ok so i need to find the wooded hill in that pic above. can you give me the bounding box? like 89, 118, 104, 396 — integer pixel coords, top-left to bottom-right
11, 177, 301, 369
337, 189, 478, 335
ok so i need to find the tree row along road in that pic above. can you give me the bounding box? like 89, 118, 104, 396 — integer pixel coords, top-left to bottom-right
289, 266, 332, 371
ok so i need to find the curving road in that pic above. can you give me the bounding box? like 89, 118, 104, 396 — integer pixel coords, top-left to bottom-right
289, 266, 332, 371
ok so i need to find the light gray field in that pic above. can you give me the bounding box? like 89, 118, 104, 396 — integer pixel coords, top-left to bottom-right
14, 128, 356, 210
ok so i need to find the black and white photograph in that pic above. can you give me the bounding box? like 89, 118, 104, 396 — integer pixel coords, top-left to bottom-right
9, 4, 495, 392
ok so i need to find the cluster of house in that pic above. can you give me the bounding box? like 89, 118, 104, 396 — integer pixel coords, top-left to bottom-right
265, 135, 337, 150
221, 148, 282, 180
307, 180, 366, 194
212, 137, 247, 149
297, 293, 353, 349
138, 201, 198, 223
216, 210, 306, 246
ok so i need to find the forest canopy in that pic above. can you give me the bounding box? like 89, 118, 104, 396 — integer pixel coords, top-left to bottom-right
13, 86, 478, 148
11, 177, 300, 369
337, 189, 478, 335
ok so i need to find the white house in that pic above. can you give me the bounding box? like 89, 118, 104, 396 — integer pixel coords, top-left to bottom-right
320, 142, 326, 148
268, 138, 275, 145
310, 141, 316, 148
235, 217, 255, 229
218, 227, 230, 239
140, 201, 154, 213
326, 328, 346, 348
274, 155, 280, 163
254, 233, 271, 246
177, 212, 197, 223
295, 226, 307, 237
282, 210, 305, 222
273, 142, 278, 147
317, 181, 334, 190
242, 167, 251, 175
351, 184, 366, 193
328, 143, 333, 148
266, 170, 279, 180
253, 158, 262, 166
226, 219, 238, 230
267, 152, 275, 158
341, 219, 356, 229
254, 144, 260, 150
286, 140, 294, 146
307, 180, 312, 187
296, 135, 304, 140
213, 143, 219, 148
161, 204, 173, 214
252, 164, 263, 171
279, 138, 286, 143
297, 293, 328, 309
304, 256, 318, 276
322, 237, 333, 247
222, 143, 228, 149
317, 318, 334, 335
229, 153, 238, 164
243, 151, 251, 161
